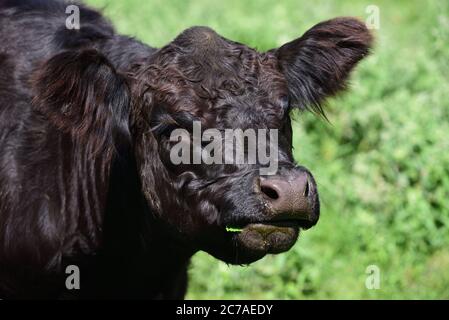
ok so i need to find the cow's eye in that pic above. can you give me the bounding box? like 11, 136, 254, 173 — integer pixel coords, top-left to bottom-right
280, 96, 291, 115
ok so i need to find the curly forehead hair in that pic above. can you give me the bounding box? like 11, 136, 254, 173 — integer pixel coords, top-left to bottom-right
131, 27, 288, 123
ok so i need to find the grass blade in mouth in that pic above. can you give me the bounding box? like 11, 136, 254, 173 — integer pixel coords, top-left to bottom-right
226, 226, 243, 233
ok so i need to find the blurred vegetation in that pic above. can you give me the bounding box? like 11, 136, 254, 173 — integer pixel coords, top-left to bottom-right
86, 0, 449, 299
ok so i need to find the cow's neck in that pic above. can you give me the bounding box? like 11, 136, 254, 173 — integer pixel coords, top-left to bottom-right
94, 146, 196, 299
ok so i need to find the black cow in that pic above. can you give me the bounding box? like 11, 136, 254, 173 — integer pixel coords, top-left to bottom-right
0, 0, 372, 299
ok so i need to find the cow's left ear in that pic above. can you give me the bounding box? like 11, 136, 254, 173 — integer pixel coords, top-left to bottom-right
32, 49, 131, 153
274, 17, 373, 115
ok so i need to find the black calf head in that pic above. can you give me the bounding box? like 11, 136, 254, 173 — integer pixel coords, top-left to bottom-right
33, 18, 372, 265
131, 18, 372, 263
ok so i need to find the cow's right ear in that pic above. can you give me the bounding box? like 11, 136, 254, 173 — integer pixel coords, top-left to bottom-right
32, 49, 131, 153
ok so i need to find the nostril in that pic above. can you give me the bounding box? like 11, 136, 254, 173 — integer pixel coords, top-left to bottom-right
261, 186, 279, 200
303, 180, 310, 197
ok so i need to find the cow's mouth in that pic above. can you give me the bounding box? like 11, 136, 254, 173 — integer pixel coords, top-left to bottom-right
226, 219, 312, 263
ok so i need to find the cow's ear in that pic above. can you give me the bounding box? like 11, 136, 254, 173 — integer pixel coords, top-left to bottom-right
32, 49, 131, 153
275, 17, 373, 115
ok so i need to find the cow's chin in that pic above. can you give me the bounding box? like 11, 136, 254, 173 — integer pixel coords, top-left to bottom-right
205, 222, 300, 265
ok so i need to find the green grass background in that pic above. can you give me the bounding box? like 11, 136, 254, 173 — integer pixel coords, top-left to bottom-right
85, 0, 449, 299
